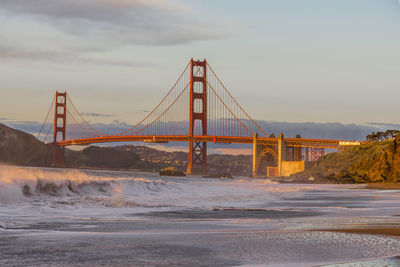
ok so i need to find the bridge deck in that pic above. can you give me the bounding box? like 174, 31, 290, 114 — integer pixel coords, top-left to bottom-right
56, 135, 345, 149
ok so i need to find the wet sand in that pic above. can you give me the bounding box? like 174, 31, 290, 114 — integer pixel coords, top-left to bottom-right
3, 167, 400, 266
320, 227, 400, 237
3, 218, 400, 267
137, 208, 324, 219
367, 183, 400, 190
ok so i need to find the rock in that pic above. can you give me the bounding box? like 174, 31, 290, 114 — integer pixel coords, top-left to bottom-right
292, 138, 400, 184
202, 172, 233, 179
22, 184, 32, 196
159, 167, 186, 177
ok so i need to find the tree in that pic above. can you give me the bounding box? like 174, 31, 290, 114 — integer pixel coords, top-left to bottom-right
385, 130, 400, 139
366, 130, 400, 141
366, 132, 377, 141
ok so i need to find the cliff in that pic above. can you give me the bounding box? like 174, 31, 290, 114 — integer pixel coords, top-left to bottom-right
294, 135, 400, 183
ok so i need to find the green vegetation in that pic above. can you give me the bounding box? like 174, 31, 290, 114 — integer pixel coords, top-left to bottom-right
366, 129, 400, 141
296, 134, 400, 183
10, 122, 400, 182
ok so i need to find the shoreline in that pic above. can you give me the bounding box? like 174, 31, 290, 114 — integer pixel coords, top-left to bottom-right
316, 227, 400, 237
366, 183, 400, 190
4, 164, 400, 190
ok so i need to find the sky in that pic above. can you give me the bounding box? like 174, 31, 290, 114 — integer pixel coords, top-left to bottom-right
0, 0, 399, 128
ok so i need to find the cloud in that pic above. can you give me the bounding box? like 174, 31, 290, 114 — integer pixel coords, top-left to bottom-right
0, 1, 238, 67
0, 45, 65, 61
0, 43, 155, 67
0, 0, 237, 46
80, 57, 155, 68
81, 112, 115, 118
0, 0, 186, 21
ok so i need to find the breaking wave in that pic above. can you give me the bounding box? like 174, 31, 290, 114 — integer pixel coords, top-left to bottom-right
0, 165, 314, 208
0, 165, 171, 204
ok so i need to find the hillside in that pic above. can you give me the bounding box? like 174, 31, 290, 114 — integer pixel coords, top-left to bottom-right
0, 123, 52, 166
3, 122, 400, 181
67, 146, 142, 170
0, 123, 142, 169
293, 135, 400, 183
114, 145, 252, 176
0, 123, 251, 175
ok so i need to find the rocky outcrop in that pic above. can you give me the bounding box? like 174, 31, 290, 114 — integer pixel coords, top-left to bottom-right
293, 135, 400, 183
159, 166, 186, 177
202, 172, 233, 179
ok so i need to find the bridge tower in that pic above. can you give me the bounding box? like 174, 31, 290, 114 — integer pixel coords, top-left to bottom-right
52, 91, 67, 167
187, 59, 208, 174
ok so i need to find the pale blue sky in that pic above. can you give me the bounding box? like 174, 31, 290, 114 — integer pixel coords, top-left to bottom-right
0, 0, 399, 126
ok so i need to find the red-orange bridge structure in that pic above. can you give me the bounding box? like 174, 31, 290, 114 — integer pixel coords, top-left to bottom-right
39, 59, 361, 177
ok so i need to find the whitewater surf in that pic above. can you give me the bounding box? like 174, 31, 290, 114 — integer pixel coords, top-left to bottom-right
1, 165, 400, 266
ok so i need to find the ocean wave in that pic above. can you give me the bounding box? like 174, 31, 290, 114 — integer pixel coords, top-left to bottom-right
0, 166, 314, 208
0, 166, 173, 205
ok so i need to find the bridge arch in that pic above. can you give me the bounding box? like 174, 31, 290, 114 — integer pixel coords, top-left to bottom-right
255, 147, 278, 177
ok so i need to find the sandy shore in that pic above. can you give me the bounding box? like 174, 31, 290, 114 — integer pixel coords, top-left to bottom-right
276, 181, 400, 190
367, 183, 400, 190
319, 227, 400, 237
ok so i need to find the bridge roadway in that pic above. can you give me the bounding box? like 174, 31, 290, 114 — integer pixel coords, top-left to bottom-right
56, 135, 345, 149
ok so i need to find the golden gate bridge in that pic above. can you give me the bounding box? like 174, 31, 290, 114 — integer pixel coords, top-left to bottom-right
38, 59, 359, 177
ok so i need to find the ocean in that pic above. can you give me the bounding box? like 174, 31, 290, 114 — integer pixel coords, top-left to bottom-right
1, 165, 400, 266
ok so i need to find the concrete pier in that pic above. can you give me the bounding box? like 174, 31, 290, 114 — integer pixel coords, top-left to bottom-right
252, 132, 306, 178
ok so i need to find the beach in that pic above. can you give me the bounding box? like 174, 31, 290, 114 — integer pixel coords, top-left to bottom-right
1, 165, 400, 266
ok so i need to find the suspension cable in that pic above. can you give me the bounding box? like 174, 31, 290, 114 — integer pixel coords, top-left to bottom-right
43, 121, 54, 143
197, 66, 254, 136
130, 81, 191, 135
115, 61, 191, 136
66, 94, 108, 136
64, 104, 104, 137
207, 62, 268, 136
37, 94, 56, 139
194, 65, 254, 136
